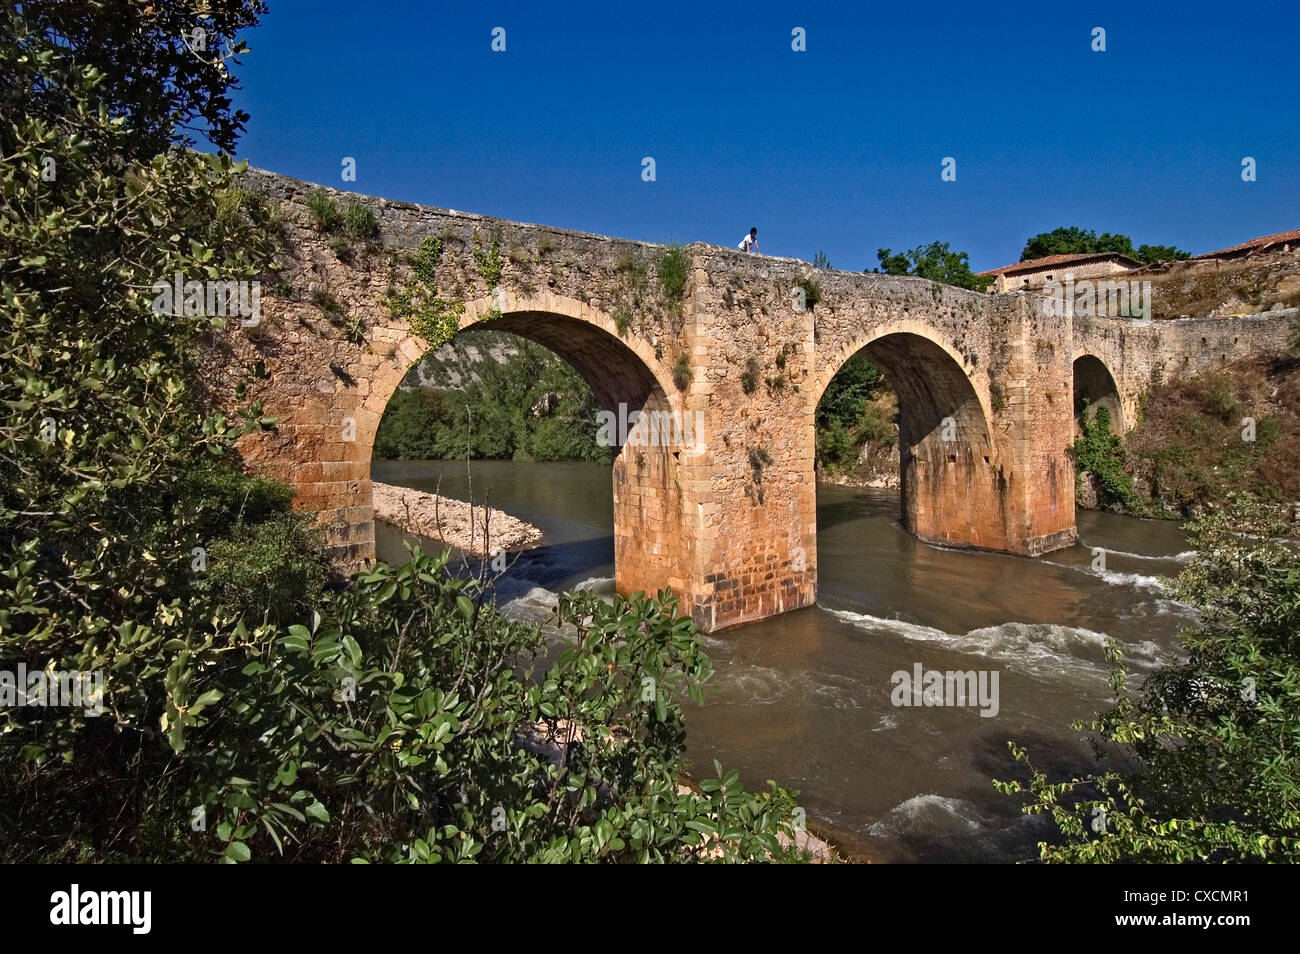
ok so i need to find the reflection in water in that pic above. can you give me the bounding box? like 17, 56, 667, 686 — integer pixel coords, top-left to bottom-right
373, 459, 1195, 863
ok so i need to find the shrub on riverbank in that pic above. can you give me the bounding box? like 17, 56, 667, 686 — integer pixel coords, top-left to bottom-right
1123, 357, 1300, 516
1072, 405, 1140, 512
0, 2, 806, 864
999, 497, 1300, 862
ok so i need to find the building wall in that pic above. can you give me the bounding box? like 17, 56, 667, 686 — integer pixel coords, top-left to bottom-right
993, 258, 1138, 293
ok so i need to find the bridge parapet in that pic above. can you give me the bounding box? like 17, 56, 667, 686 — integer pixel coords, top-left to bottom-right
201, 169, 1293, 631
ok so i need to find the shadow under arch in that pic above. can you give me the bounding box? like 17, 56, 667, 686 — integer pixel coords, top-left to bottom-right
1072, 353, 1123, 432
368, 292, 688, 601
816, 329, 1003, 550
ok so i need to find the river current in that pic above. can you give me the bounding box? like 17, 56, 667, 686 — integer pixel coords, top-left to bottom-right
373, 458, 1195, 862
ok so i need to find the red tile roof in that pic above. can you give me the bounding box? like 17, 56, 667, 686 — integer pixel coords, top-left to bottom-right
977, 252, 1142, 277
1194, 229, 1300, 259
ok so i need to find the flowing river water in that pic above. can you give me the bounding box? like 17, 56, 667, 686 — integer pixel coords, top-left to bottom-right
373, 458, 1196, 863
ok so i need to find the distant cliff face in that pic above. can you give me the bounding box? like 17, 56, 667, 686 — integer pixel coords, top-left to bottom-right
402, 329, 523, 390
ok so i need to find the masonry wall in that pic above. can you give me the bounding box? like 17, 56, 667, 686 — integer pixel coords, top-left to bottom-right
197, 168, 1292, 633
1072, 311, 1295, 431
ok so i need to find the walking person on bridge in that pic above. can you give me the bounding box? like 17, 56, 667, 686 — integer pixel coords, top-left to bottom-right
738, 227, 759, 254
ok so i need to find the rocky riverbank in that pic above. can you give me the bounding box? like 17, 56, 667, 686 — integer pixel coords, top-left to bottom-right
372, 481, 543, 557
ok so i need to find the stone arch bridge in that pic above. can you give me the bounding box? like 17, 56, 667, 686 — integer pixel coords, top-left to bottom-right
202, 170, 1292, 632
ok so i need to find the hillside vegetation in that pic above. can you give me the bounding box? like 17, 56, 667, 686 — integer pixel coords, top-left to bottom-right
1123, 352, 1300, 516
1140, 255, 1300, 319
374, 330, 610, 462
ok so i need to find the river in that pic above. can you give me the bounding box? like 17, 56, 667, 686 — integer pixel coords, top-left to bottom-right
373, 458, 1195, 863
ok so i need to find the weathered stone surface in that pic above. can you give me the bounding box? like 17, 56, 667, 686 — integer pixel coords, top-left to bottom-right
199, 168, 1296, 633
372, 481, 542, 557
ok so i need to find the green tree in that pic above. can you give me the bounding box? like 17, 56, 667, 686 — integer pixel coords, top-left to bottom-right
813, 251, 831, 270
1136, 243, 1192, 264
999, 497, 1300, 862
815, 353, 897, 473
873, 242, 993, 291
1020, 227, 1188, 264
374, 333, 612, 463
1, 2, 805, 863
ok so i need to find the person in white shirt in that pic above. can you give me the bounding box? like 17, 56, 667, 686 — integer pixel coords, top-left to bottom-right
738, 227, 759, 254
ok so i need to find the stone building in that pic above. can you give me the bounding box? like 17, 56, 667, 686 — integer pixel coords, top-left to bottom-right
978, 252, 1142, 293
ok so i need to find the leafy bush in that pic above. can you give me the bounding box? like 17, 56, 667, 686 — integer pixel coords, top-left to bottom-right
342, 203, 378, 240
473, 231, 504, 289
658, 244, 689, 303
1072, 405, 1139, 511
308, 188, 342, 231
1, 3, 807, 864
613, 307, 633, 338
795, 275, 822, 310
999, 498, 1300, 862
411, 236, 444, 285
673, 353, 693, 390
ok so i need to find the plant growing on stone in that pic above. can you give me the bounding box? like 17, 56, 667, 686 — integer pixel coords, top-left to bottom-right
614, 307, 633, 338
616, 251, 647, 283
308, 188, 342, 231
342, 202, 378, 240
673, 353, 693, 390
473, 230, 504, 289
411, 235, 444, 285
795, 275, 822, 311
343, 314, 366, 344
384, 234, 465, 348
1072, 404, 1139, 511
658, 244, 689, 304
385, 289, 464, 349
741, 357, 760, 395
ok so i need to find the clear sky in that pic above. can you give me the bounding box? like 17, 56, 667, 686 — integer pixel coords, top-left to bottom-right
228, 0, 1300, 272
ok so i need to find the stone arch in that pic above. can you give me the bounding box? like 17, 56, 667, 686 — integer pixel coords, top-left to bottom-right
814, 320, 993, 426
361, 292, 690, 601
359, 292, 683, 452
815, 324, 1005, 550
1071, 353, 1124, 432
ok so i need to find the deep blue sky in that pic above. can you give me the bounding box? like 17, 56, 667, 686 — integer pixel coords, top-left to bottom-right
229, 0, 1300, 272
